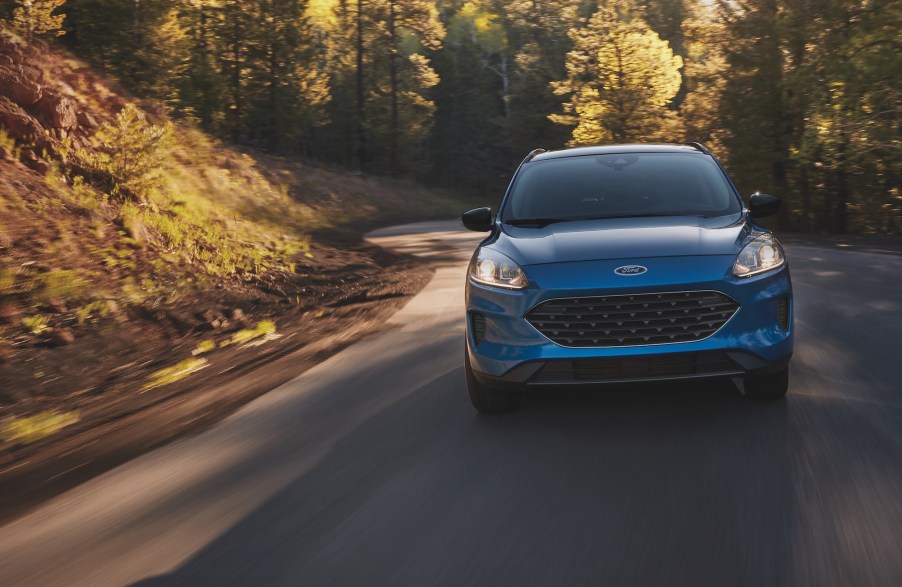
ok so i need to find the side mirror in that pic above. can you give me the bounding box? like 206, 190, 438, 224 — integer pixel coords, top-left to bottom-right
462, 207, 493, 232
748, 193, 780, 219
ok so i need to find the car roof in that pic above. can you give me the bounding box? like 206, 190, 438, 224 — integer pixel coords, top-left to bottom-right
530, 144, 706, 162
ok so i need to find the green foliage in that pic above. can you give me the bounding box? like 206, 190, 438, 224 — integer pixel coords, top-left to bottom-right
90, 104, 173, 202
221, 319, 277, 347
192, 339, 216, 356
0, 268, 15, 295
22, 314, 50, 334
76, 300, 109, 325
7, 0, 66, 40
43, 0, 902, 234
36, 268, 86, 303
52, 174, 105, 216
142, 357, 208, 391
1, 410, 79, 445
0, 128, 17, 158
551, 0, 683, 144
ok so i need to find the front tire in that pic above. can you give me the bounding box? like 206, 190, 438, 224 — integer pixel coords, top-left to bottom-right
745, 366, 789, 399
465, 351, 520, 413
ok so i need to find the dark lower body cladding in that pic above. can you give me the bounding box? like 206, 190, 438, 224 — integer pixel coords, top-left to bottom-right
470, 350, 792, 392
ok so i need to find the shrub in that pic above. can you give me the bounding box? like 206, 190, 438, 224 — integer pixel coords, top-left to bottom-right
66, 104, 172, 203
2, 410, 79, 445
142, 357, 208, 391
7, 0, 67, 40
22, 314, 50, 334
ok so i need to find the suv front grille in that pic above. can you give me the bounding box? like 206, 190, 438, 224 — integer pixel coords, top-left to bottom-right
526, 290, 739, 348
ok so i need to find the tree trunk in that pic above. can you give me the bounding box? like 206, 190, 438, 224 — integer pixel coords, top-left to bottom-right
388, 0, 399, 175
230, 17, 242, 141
355, 0, 367, 168
133, 0, 141, 41
833, 142, 850, 234
198, 3, 211, 128
798, 164, 811, 232
499, 54, 510, 119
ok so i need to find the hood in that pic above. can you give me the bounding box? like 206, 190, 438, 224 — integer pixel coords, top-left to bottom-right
489, 214, 751, 266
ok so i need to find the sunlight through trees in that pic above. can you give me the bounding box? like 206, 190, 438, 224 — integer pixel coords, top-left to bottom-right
0, 0, 898, 233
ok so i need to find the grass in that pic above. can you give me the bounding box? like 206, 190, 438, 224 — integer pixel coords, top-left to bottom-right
192, 339, 216, 356
1, 83, 465, 343
142, 357, 209, 392
0, 128, 18, 161
76, 300, 109, 325
22, 314, 50, 334
1, 411, 80, 445
221, 319, 278, 348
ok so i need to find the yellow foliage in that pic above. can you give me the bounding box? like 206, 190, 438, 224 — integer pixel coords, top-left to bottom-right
142, 357, 208, 391
305, 0, 338, 28
454, 1, 507, 53
192, 339, 216, 356
552, 2, 683, 144
220, 319, 278, 348
2, 410, 79, 445
9, 0, 66, 39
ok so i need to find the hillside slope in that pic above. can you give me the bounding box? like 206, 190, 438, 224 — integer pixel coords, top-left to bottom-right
0, 27, 463, 510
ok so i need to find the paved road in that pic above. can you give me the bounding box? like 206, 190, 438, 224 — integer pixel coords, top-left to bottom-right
2, 221, 902, 586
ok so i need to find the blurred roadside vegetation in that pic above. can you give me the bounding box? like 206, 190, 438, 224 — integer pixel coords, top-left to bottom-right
1, 0, 897, 234
0, 21, 466, 395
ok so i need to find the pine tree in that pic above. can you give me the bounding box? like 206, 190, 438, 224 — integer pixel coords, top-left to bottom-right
678, 1, 728, 150
551, 1, 682, 144
430, 0, 509, 192
9, 0, 66, 40
502, 0, 580, 152
363, 0, 445, 174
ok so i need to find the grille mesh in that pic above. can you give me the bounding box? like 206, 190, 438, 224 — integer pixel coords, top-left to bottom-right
526, 291, 739, 348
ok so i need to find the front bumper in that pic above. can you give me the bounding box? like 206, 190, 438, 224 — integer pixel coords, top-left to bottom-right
465, 255, 793, 389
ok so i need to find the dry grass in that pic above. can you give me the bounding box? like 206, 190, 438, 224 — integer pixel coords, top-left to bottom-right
142, 358, 209, 392
2, 411, 80, 445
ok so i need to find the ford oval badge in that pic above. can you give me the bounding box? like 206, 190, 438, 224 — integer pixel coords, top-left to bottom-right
614, 265, 647, 276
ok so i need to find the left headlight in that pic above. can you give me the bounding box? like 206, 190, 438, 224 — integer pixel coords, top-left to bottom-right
733, 234, 786, 278
469, 248, 528, 289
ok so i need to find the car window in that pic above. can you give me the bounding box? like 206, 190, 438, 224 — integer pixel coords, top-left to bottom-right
504, 153, 741, 221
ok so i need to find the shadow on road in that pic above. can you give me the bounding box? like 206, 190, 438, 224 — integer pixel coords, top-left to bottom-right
14, 236, 902, 586
131, 375, 796, 586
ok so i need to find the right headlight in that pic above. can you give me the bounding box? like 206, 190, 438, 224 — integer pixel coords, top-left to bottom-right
468, 248, 528, 289
733, 234, 786, 278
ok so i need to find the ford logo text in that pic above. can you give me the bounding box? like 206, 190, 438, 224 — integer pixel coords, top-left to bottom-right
614, 265, 648, 276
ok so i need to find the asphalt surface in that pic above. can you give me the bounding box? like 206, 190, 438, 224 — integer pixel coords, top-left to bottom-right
2, 220, 902, 586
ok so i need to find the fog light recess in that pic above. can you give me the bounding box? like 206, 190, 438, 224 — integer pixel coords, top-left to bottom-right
776, 297, 790, 331
471, 312, 486, 346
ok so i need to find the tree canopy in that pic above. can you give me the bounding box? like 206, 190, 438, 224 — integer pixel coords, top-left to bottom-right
0, 0, 898, 233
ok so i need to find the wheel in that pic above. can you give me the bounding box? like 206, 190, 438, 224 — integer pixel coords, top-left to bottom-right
465, 351, 520, 413
744, 366, 789, 399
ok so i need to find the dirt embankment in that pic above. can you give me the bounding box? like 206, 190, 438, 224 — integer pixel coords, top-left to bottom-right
0, 29, 459, 524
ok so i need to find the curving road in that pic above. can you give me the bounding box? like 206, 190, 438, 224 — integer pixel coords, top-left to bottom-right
2, 221, 902, 586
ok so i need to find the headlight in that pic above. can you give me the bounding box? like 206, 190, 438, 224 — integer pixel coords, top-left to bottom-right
469, 248, 528, 289
733, 234, 786, 277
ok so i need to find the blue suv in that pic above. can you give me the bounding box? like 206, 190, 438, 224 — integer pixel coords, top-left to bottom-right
462, 144, 793, 413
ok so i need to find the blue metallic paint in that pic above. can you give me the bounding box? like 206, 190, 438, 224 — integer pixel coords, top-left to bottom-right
465, 145, 793, 385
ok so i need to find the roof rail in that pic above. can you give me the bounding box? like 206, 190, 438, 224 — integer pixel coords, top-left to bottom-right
685, 142, 711, 155
523, 148, 546, 163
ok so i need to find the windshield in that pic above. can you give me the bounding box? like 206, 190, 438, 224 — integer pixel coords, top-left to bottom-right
502, 152, 741, 223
